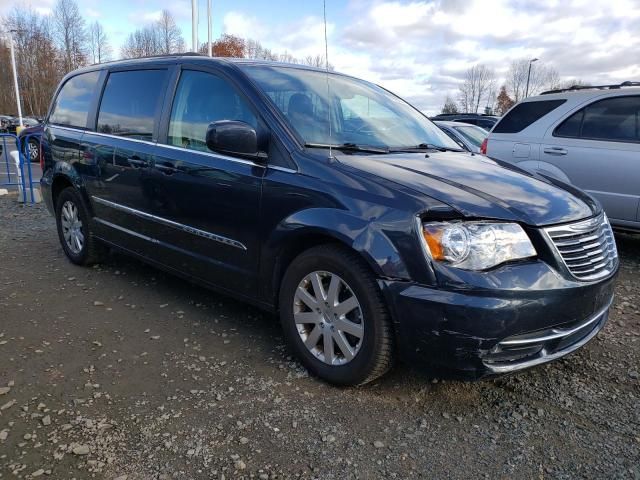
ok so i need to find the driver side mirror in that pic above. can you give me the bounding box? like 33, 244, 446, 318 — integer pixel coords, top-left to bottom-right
205, 120, 267, 161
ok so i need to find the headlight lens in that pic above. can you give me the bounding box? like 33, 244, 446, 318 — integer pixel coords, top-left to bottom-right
421, 221, 537, 270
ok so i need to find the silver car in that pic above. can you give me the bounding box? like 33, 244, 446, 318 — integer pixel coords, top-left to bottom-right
485, 82, 640, 231
434, 120, 488, 153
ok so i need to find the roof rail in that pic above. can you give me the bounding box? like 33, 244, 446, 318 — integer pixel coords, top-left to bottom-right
541, 81, 640, 95
91, 52, 203, 66
433, 113, 496, 117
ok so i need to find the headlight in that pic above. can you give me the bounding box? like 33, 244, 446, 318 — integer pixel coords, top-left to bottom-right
421, 221, 536, 270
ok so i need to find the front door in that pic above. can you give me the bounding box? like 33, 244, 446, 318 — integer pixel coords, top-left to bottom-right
143, 68, 265, 297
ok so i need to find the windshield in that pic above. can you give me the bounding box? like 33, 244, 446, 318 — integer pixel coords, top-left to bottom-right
241, 65, 459, 151
452, 125, 488, 147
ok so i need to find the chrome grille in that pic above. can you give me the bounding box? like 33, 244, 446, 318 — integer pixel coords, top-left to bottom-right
544, 214, 618, 281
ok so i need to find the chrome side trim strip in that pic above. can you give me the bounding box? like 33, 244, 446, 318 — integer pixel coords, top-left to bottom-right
91, 196, 247, 251
83, 130, 156, 146
269, 165, 298, 174
47, 125, 299, 172
94, 217, 159, 243
156, 142, 266, 168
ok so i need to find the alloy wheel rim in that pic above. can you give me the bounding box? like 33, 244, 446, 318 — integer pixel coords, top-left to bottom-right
293, 271, 364, 366
61, 200, 84, 254
29, 142, 38, 160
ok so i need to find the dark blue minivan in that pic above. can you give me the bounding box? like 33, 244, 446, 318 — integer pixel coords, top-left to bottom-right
41, 56, 618, 385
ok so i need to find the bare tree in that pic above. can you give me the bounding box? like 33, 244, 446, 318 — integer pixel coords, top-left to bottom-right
88, 21, 111, 64
121, 27, 163, 58
506, 59, 561, 101
245, 38, 278, 61
156, 10, 185, 54
458, 64, 496, 113
53, 0, 87, 71
441, 96, 459, 114
1, 8, 61, 116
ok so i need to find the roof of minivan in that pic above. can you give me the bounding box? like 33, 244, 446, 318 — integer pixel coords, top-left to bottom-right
83, 54, 338, 74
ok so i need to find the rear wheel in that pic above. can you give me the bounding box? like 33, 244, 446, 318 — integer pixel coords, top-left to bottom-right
279, 245, 394, 386
55, 187, 106, 265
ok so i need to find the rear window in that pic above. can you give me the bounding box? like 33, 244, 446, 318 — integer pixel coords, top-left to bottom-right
97, 69, 168, 140
49, 71, 100, 128
493, 99, 566, 134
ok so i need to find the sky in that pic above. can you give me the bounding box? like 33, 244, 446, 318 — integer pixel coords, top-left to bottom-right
2, 0, 640, 115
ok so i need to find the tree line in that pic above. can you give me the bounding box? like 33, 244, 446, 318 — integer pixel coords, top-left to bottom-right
0, 0, 332, 117
441, 59, 589, 116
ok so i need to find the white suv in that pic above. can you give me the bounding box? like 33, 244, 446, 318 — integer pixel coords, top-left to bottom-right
484, 82, 640, 231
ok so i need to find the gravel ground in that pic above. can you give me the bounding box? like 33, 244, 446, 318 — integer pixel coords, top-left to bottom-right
0, 195, 638, 480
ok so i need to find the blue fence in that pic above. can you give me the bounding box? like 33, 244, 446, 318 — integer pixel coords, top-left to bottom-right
0, 132, 38, 204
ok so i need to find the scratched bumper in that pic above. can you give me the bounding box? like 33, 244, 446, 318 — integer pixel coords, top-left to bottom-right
381, 265, 617, 379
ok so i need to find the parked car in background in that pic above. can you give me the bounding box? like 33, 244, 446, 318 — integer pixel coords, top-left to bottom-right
434, 120, 488, 153
431, 113, 499, 130
41, 56, 618, 386
0, 115, 14, 133
19, 123, 44, 163
484, 81, 640, 231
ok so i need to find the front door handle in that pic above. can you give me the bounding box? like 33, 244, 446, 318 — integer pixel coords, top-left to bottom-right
127, 156, 148, 168
543, 147, 568, 156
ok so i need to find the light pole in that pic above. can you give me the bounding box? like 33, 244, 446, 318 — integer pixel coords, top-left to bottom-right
191, 0, 198, 52
207, 0, 212, 57
8, 29, 24, 129
525, 58, 538, 99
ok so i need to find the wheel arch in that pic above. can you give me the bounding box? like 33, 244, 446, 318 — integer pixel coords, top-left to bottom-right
51, 170, 93, 216
262, 207, 413, 310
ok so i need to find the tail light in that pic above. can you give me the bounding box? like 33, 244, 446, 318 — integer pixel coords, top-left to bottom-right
480, 138, 488, 155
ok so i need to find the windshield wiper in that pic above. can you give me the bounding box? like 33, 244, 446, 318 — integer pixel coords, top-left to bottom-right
305, 142, 389, 154
389, 143, 465, 153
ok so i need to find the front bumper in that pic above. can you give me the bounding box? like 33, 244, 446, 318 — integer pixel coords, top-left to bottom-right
382, 261, 617, 379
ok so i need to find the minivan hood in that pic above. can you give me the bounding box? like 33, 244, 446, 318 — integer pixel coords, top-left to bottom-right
336, 152, 597, 226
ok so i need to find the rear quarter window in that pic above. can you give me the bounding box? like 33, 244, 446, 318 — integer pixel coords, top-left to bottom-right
493, 99, 566, 134
49, 71, 101, 128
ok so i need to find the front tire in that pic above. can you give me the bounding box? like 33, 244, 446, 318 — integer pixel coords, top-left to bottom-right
55, 187, 106, 265
279, 245, 394, 386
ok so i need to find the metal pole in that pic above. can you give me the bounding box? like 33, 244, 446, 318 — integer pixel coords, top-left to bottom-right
525, 58, 538, 99
9, 31, 23, 128
207, 0, 212, 57
191, 0, 198, 52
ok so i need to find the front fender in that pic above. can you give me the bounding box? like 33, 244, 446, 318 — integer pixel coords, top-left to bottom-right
261, 207, 429, 305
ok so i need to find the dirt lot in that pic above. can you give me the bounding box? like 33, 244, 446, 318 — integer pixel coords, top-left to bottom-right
0, 195, 639, 479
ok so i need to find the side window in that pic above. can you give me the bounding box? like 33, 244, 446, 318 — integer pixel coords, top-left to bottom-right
97, 69, 168, 140
554, 109, 583, 137
493, 99, 566, 134
49, 71, 100, 128
168, 70, 257, 151
555, 96, 640, 142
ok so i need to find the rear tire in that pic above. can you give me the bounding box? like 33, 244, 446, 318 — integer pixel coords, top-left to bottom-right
279, 244, 394, 386
55, 187, 106, 266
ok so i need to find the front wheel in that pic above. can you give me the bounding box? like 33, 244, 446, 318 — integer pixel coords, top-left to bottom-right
279, 245, 394, 386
